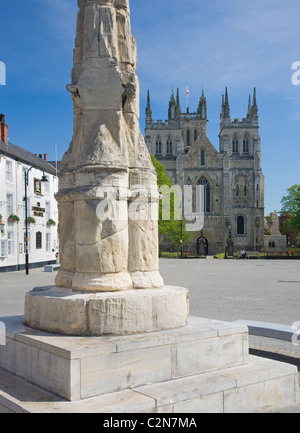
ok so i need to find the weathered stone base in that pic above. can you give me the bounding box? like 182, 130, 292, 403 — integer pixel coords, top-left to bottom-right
0, 356, 298, 413
0, 316, 298, 413
24, 286, 189, 336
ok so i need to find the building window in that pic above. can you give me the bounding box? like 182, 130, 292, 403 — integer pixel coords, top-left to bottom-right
45, 202, 51, 221
232, 135, 239, 153
201, 150, 205, 166
0, 240, 7, 258
6, 160, 13, 183
236, 185, 239, 197
244, 185, 247, 197
7, 193, 13, 217
166, 137, 173, 154
194, 130, 198, 142
155, 136, 162, 154
237, 216, 245, 235
36, 231, 42, 250
7, 231, 14, 257
46, 233, 51, 253
243, 134, 249, 153
197, 177, 211, 213
186, 130, 190, 147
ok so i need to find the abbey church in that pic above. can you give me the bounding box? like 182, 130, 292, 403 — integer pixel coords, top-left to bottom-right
145, 88, 265, 256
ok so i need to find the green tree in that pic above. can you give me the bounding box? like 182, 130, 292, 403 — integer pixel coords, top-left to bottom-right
281, 184, 300, 233
150, 154, 192, 255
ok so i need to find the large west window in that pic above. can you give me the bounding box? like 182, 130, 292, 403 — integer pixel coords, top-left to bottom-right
197, 177, 211, 213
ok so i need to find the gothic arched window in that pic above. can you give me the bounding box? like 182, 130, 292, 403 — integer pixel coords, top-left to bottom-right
201, 150, 205, 166
194, 130, 198, 142
155, 136, 162, 154
166, 136, 173, 154
197, 177, 211, 213
237, 216, 245, 235
243, 134, 249, 153
232, 135, 239, 153
186, 130, 190, 147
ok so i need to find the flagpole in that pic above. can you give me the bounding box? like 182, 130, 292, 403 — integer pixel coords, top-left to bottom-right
186, 87, 189, 112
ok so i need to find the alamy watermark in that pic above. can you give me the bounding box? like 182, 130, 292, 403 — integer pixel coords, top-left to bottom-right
0, 321, 6, 346
292, 61, 300, 86
0, 61, 6, 86
95, 183, 205, 232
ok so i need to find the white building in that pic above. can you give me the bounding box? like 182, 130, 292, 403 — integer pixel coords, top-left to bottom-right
0, 114, 59, 272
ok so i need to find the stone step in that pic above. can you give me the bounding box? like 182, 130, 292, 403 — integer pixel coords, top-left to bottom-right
0, 316, 249, 401
0, 355, 298, 413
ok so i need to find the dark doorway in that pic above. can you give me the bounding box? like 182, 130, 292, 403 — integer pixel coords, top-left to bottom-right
196, 235, 208, 257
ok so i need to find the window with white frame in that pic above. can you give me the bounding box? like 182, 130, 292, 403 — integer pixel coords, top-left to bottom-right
46, 232, 51, 253
7, 193, 13, 217
6, 160, 13, 183
0, 240, 7, 258
7, 231, 14, 257
45, 202, 51, 221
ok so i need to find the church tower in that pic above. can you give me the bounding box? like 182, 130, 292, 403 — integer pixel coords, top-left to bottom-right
219, 87, 264, 252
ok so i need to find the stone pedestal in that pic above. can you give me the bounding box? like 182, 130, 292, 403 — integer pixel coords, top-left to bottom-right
24, 286, 189, 336
0, 315, 298, 413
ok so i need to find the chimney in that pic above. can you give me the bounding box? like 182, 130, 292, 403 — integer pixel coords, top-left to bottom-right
44, 153, 47, 161
39, 154, 43, 159
0, 114, 8, 143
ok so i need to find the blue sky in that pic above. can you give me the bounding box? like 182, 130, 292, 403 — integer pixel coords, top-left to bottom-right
0, 0, 299, 215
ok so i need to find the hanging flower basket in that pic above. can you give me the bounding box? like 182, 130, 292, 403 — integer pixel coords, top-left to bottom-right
8, 215, 20, 223
26, 216, 36, 224
47, 219, 56, 226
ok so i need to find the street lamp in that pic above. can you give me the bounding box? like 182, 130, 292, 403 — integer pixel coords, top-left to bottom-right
24, 167, 48, 275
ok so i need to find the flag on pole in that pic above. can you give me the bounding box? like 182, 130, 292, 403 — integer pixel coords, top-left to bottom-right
186, 87, 190, 111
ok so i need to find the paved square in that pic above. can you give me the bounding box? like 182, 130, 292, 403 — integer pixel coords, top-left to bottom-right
0, 259, 299, 327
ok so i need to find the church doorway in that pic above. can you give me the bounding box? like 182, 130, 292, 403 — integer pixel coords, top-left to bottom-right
196, 234, 208, 257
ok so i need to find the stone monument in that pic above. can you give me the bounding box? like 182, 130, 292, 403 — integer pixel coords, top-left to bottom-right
24, 0, 188, 336
0, 0, 298, 413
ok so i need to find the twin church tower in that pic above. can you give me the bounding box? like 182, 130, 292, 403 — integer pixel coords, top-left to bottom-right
144, 88, 264, 255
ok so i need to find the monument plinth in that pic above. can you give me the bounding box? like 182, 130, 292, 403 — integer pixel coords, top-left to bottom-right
0, 0, 298, 414
24, 0, 188, 336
